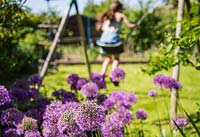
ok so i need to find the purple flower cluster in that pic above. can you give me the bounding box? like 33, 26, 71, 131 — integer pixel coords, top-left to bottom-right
111, 107, 133, 126
0, 86, 11, 108
57, 109, 83, 135
110, 67, 126, 82
154, 74, 182, 90
148, 90, 158, 97
24, 130, 41, 137
51, 89, 77, 103
2, 128, 21, 137
136, 109, 148, 120
18, 116, 38, 131
27, 74, 43, 87
42, 102, 67, 136
175, 118, 188, 127
1, 108, 24, 127
76, 78, 89, 90
109, 91, 138, 108
81, 82, 99, 98
67, 74, 80, 90
101, 120, 123, 137
75, 101, 105, 131
91, 72, 106, 89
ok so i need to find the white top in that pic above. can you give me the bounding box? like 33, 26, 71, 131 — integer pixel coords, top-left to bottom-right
102, 20, 121, 32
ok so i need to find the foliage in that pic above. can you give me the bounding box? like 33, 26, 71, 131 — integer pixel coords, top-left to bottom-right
143, 3, 200, 75
0, 0, 61, 85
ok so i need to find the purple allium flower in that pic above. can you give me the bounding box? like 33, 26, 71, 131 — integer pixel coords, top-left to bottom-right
9, 87, 30, 104
102, 98, 115, 110
18, 116, 38, 132
153, 74, 166, 87
67, 73, 79, 87
0, 86, 11, 107
28, 74, 43, 87
76, 78, 89, 90
148, 90, 158, 97
110, 91, 137, 108
1, 108, 24, 127
35, 97, 50, 109
163, 76, 182, 90
42, 101, 68, 137
111, 107, 133, 126
2, 128, 21, 137
42, 102, 67, 127
57, 109, 83, 135
175, 118, 188, 127
28, 88, 39, 99
75, 101, 105, 131
154, 74, 182, 90
24, 130, 41, 137
11, 79, 29, 89
63, 91, 78, 103
136, 109, 148, 120
91, 72, 106, 89
25, 108, 43, 125
51, 89, 77, 102
110, 67, 125, 82
101, 120, 123, 137
81, 82, 98, 98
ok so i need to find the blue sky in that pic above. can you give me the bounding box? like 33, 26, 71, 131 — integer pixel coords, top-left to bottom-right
24, 0, 163, 16
25, 0, 140, 15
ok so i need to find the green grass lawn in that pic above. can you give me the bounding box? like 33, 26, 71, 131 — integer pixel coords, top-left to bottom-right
43, 64, 200, 136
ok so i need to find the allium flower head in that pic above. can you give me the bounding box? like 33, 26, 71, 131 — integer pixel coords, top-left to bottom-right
28, 74, 43, 87
175, 118, 188, 127
24, 130, 41, 137
28, 88, 39, 99
110, 91, 137, 108
9, 87, 30, 104
154, 74, 182, 90
102, 98, 115, 110
42, 102, 68, 136
0, 86, 11, 107
25, 108, 43, 125
67, 74, 79, 85
111, 107, 133, 126
110, 67, 125, 82
1, 108, 24, 127
136, 109, 148, 120
18, 116, 38, 131
11, 79, 29, 89
57, 109, 83, 135
76, 78, 89, 90
148, 90, 158, 97
91, 72, 106, 89
101, 120, 123, 137
75, 101, 105, 131
2, 128, 21, 137
81, 82, 98, 98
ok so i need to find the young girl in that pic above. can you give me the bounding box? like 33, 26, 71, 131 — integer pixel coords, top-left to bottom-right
96, 1, 137, 77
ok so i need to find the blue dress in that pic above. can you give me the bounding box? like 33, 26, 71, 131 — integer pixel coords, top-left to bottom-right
96, 20, 124, 55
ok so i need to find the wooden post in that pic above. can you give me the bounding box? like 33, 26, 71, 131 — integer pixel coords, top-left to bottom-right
74, 0, 91, 79
39, 0, 74, 77
170, 0, 184, 129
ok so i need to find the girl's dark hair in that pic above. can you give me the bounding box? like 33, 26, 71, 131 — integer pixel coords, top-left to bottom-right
99, 1, 123, 22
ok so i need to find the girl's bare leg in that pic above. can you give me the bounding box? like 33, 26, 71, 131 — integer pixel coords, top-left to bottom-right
101, 55, 112, 76
112, 54, 119, 71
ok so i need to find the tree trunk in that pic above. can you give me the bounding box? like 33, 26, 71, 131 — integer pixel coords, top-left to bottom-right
170, 0, 184, 130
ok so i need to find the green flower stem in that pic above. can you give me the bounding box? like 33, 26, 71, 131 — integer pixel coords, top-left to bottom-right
153, 97, 163, 137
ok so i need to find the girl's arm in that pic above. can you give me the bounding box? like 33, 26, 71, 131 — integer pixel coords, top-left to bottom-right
122, 14, 137, 29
